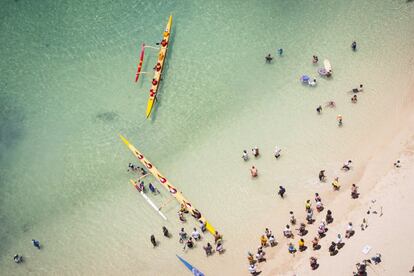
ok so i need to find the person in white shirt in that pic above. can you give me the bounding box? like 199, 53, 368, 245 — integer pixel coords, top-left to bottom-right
192, 228, 201, 241
242, 150, 249, 161
274, 147, 281, 159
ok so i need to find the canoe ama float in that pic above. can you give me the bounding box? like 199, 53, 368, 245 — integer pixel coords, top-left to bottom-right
129, 179, 167, 220
146, 15, 173, 118
119, 134, 217, 235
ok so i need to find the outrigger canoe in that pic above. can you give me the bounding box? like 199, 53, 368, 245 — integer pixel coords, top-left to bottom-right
177, 255, 205, 276
146, 15, 173, 118
119, 134, 217, 235
129, 179, 167, 220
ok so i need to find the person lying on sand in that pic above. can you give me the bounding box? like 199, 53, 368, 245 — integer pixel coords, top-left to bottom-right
351, 84, 363, 93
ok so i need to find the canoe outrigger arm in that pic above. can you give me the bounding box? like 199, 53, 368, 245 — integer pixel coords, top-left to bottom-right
119, 134, 217, 235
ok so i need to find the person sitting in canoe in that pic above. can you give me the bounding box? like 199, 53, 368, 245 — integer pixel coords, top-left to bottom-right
154, 62, 162, 72
160, 39, 168, 47
191, 209, 201, 219
152, 79, 158, 86
180, 203, 189, 213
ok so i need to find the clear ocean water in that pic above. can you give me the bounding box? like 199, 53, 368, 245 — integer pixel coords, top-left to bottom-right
1, 0, 413, 275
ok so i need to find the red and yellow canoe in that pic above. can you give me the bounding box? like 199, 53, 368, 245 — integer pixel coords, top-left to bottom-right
146, 15, 173, 118
119, 134, 217, 235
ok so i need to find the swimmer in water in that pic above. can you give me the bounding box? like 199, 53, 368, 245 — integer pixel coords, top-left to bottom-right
351, 41, 357, 51
308, 78, 317, 86
312, 55, 319, 63
352, 84, 363, 93
351, 95, 358, 103
325, 101, 336, 108
265, 54, 273, 63
316, 105, 322, 114
274, 146, 281, 159
278, 48, 283, 56
337, 115, 343, 127
252, 147, 259, 157
250, 166, 258, 177
242, 150, 249, 161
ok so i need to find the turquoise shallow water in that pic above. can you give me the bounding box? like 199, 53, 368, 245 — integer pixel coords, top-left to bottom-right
1, 0, 413, 275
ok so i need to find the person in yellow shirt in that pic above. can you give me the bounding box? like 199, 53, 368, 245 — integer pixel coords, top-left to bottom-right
332, 177, 340, 190
305, 200, 312, 210
299, 238, 306, 252
260, 235, 268, 247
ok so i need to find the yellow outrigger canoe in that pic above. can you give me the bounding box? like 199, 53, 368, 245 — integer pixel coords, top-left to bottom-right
146, 15, 173, 118
119, 134, 217, 235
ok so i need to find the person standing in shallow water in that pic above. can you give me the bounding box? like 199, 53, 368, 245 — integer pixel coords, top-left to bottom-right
316, 105, 322, 114
32, 239, 41, 249
265, 54, 273, 63
274, 147, 281, 159
278, 186, 286, 198
150, 235, 157, 247
351, 41, 357, 51
242, 150, 249, 161
319, 170, 326, 182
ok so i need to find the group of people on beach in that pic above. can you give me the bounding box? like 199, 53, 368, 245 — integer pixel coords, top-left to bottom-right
242, 146, 282, 177
244, 149, 368, 275
247, 162, 363, 274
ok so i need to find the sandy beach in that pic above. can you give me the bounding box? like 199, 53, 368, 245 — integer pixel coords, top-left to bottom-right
250, 93, 414, 275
